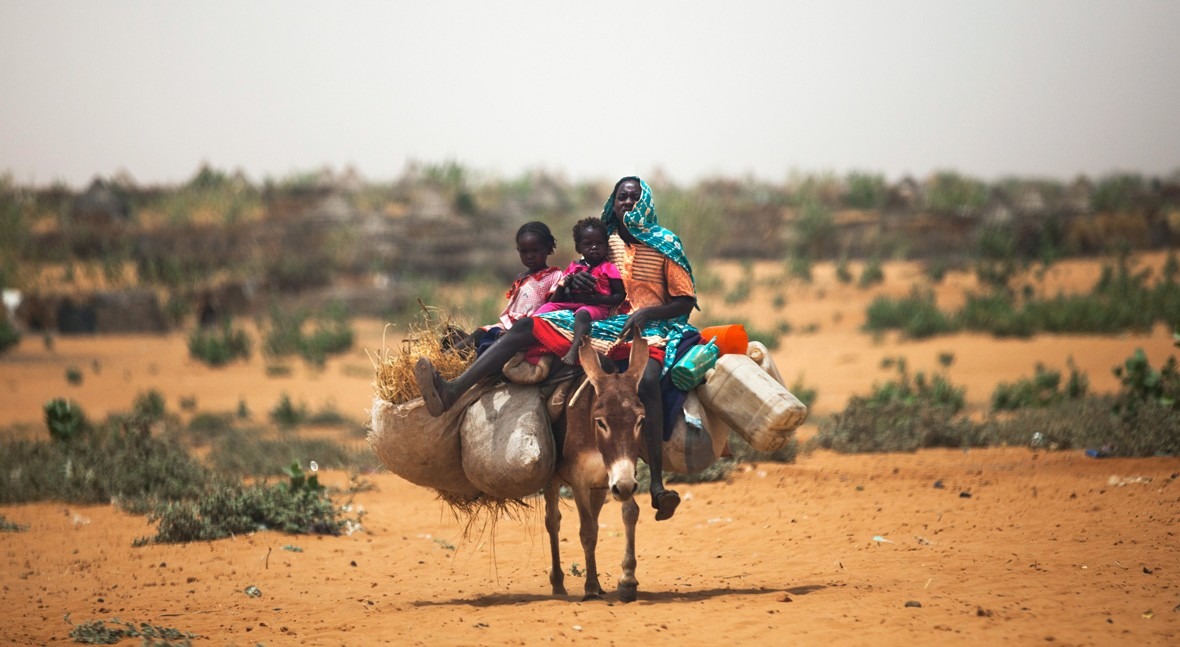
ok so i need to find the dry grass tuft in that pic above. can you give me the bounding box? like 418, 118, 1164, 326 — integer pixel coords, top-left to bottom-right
436, 490, 537, 541
368, 305, 475, 404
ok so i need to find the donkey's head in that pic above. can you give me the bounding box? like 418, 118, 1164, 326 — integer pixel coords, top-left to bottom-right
578, 336, 648, 502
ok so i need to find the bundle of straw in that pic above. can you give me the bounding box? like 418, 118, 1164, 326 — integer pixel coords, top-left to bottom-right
369, 306, 475, 405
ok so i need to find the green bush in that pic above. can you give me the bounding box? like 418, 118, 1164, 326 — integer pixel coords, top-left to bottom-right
992, 360, 1089, 411
835, 257, 853, 284
68, 618, 197, 645
865, 356, 965, 413
188, 319, 251, 366
863, 288, 958, 339
857, 256, 884, 288
264, 302, 355, 367
975, 396, 1178, 457
206, 431, 373, 478
147, 478, 354, 543
812, 399, 983, 453
66, 366, 84, 385
789, 374, 818, 410
1, 423, 210, 507
0, 514, 26, 532
0, 316, 19, 355
132, 389, 167, 422
269, 392, 307, 428
1112, 348, 1180, 416
44, 398, 88, 443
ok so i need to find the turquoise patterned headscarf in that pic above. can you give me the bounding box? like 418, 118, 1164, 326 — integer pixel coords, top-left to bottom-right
601, 177, 694, 284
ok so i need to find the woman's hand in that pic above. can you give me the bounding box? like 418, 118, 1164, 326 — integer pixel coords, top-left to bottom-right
619, 307, 653, 340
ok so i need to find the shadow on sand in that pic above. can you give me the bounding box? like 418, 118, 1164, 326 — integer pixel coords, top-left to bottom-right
412, 583, 827, 607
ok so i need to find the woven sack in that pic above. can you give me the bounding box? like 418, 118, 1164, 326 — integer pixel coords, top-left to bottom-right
368, 395, 481, 497
460, 383, 556, 499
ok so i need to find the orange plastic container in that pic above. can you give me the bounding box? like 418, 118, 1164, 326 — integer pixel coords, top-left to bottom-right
697, 324, 749, 355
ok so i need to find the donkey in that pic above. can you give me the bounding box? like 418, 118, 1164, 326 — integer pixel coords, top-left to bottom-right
543, 336, 648, 602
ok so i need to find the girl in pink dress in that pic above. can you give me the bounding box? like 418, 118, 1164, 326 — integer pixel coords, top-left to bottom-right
533, 218, 627, 365
460, 222, 562, 354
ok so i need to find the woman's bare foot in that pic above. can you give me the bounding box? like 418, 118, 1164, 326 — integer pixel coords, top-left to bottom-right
413, 357, 455, 416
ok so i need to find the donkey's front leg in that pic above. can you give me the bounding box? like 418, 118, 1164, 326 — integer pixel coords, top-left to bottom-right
544, 485, 566, 596
617, 496, 640, 602
576, 488, 607, 600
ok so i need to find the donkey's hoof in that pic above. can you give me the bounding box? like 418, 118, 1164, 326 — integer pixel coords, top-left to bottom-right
617, 582, 638, 603
581, 591, 604, 602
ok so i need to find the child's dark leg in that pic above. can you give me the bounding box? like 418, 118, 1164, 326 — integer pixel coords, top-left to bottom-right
561, 309, 592, 366
415, 318, 537, 416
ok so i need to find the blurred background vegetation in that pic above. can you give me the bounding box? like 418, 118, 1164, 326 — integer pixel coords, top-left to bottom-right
2, 163, 1177, 338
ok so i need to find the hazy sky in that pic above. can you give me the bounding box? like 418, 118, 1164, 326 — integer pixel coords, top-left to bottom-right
3, 0, 1179, 188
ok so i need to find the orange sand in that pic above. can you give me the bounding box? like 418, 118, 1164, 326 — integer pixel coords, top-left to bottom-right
2, 255, 1179, 645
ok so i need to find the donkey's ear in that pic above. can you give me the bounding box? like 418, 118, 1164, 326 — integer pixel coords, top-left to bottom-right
579, 343, 606, 379
625, 336, 649, 383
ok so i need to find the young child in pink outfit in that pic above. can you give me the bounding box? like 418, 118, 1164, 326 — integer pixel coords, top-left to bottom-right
533, 217, 627, 365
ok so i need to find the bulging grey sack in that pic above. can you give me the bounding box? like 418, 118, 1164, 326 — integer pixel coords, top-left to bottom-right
460, 383, 556, 499
368, 395, 481, 497
660, 391, 732, 474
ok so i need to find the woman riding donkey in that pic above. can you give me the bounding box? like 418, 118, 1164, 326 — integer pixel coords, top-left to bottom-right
415, 176, 698, 521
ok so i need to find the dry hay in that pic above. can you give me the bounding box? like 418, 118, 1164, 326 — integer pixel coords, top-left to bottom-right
368, 304, 475, 404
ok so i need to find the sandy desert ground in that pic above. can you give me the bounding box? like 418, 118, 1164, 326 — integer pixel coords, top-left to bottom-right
2, 255, 1179, 645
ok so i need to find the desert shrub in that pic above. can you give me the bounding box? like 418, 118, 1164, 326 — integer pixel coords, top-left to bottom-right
0, 423, 210, 506
132, 389, 167, 422
812, 399, 983, 453
0, 514, 26, 532
68, 618, 197, 645
184, 411, 236, 445
925, 171, 988, 216
866, 356, 965, 413
264, 302, 355, 367
992, 360, 1089, 411
958, 291, 1035, 338
789, 374, 818, 410
0, 316, 19, 355
207, 432, 373, 478
788, 254, 812, 282
44, 398, 89, 443
147, 475, 355, 544
863, 288, 958, 339
793, 201, 837, 259
976, 396, 1177, 457
307, 403, 357, 427
269, 393, 307, 428
843, 171, 887, 210
857, 256, 884, 288
263, 303, 305, 357
974, 224, 1020, 292
1112, 348, 1180, 416
188, 318, 251, 366
835, 256, 853, 283
299, 302, 355, 366
66, 366, 83, 385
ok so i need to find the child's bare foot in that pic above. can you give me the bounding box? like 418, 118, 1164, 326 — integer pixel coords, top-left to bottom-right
414, 358, 455, 416
560, 349, 579, 366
